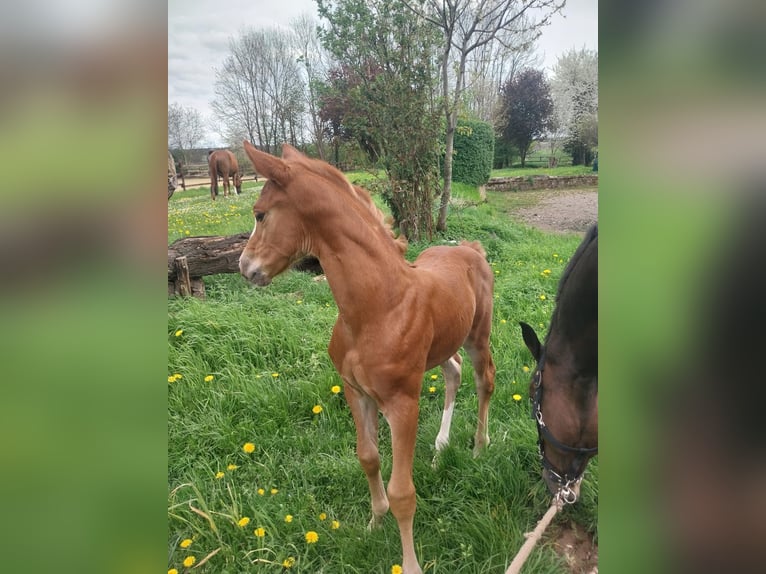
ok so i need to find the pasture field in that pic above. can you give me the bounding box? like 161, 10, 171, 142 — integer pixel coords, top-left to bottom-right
168, 183, 597, 573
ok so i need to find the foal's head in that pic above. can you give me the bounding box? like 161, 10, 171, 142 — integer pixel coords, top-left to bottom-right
238, 141, 402, 286
238, 141, 309, 286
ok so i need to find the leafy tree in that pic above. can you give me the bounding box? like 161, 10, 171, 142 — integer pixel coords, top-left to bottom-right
402, 0, 564, 230
317, 0, 442, 241
499, 68, 553, 167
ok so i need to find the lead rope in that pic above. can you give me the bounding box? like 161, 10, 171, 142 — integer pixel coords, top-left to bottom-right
504, 495, 563, 574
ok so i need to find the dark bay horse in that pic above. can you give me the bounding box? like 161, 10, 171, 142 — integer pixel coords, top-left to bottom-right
520, 224, 597, 504
238, 141, 496, 574
208, 149, 242, 200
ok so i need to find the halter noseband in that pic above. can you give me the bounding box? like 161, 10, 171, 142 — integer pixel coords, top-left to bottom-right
532, 368, 598, 504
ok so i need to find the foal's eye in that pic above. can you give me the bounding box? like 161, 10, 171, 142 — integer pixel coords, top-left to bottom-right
255, 212, 265, 222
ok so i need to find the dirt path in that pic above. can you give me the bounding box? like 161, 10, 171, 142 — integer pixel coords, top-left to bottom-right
509, 189, 598, 234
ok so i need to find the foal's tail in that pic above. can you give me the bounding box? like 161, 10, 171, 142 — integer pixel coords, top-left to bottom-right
460, 240, 487, 259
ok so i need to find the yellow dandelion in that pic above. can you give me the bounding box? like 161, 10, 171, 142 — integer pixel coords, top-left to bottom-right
174, 329, 183, 337
305, 531, 319, 544
270, 488, 278, 495
237, 517, 250, 527
227, 464, 238, 471
243, 442, 255, 453
500, 319, 507, 324
283, 557, 296, 568
215, 471, 225, 479
331, 385, 341, 394
182, 556, 196, 568
392, 565, 403, 574
179, 538, 193, 548
254, 527, 266, 538
543, 269, 551, 275
318, 512, 327, 521
168, 569, 178, 574
258, 488, 265, 496
271, 372, 279, 378
494, 270, 500, 275
285, 514, 293, 523
430, 374, 438, 380
331, 520, 340, 530
512, 394, 522, 402
312, 405, 323, 414
522, 366, 530, 373
296, 300, 303, 304
204, 375, 214, 382
553, 253, 559, 258
167, 375, 176, 383
428, 386, 436, 393
539, 294, 546, 301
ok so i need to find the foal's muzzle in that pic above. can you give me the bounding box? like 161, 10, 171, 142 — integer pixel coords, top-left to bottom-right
239, 257, 272, 286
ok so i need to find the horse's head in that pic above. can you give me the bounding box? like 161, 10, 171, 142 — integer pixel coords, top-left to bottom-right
520, 321, 598, 501
234, 171, 243, 195
238, 141, 304, 286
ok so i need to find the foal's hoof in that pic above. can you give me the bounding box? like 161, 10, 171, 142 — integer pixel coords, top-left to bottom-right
367, 514, 384, 531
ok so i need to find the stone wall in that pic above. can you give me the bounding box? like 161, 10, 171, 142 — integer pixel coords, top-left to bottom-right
485, 175, 598, 192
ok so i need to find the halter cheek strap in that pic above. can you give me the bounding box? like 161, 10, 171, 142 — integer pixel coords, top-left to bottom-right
532, 369, 598, 504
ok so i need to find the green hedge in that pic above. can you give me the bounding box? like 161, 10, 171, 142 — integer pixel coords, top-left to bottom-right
451, 119, 495, 186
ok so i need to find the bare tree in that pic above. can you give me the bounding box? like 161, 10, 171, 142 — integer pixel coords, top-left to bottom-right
403, 0, 564, 231
464, 21, 542, 124
168, 103, 205, 166
211, 28, 305, 154
292, 14, 330, 159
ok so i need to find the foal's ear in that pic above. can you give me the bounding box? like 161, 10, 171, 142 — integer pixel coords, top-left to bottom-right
519, 322, 542, 363
281, 143, 305, 160
243, 140, 289, 186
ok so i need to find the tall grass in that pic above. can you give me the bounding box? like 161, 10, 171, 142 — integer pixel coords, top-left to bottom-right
168, 182, 597, 573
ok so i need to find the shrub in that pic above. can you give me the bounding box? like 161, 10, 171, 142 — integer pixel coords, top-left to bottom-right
451, 119, 495, 186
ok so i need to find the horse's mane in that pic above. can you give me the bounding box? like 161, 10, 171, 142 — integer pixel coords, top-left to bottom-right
296, 156, 408, 255
555, 224, 597, 301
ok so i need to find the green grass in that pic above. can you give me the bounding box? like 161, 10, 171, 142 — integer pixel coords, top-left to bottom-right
168, 181, 597, 573
491, 165, 594, 178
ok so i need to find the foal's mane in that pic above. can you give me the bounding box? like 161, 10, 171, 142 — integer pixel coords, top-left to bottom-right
295, 156, 407, 254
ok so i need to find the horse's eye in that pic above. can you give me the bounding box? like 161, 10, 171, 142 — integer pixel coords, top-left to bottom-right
255, 212, 265, 222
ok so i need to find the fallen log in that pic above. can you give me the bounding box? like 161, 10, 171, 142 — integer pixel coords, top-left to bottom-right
168, 233, 322, 298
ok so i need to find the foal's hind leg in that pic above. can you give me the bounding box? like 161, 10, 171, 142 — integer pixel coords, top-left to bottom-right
464, 341, 496, 456
434, 353, 462, 452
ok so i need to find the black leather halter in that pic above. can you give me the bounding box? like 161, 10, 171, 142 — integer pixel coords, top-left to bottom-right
531, 367, 598, 503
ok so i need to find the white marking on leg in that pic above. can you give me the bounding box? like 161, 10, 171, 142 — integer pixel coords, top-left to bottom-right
434, 355, 461, 452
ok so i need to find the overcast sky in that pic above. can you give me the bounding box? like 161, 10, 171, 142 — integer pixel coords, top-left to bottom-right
169, 0, 597, 147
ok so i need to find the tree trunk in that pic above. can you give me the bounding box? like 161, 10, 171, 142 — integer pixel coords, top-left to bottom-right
438, 118, 455, 231
168, 233, 322, 298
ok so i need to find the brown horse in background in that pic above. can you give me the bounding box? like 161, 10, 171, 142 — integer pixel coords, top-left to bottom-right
238, 142, 496, 574
208, 149, 242, 200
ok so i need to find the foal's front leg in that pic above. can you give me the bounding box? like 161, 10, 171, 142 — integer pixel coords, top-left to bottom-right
343, 382, 389, 529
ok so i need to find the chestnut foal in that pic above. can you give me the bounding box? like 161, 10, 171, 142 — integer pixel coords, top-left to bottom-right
238, 142, 495, 574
